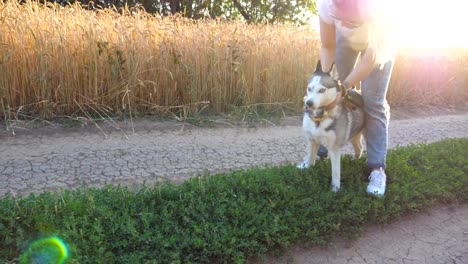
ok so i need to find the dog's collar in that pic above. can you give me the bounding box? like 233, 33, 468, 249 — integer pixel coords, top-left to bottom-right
323, 92, 342, 112
304, 92, 342, 125
310, 112, 332, 125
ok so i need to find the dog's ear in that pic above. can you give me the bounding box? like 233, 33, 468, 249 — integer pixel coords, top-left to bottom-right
314, 61, 335, 75
326, 63, 339, 79
314, 61, 324, 74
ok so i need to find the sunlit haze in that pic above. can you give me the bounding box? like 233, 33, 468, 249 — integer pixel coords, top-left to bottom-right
311, 0, 468, 49
390, 0, 468, 48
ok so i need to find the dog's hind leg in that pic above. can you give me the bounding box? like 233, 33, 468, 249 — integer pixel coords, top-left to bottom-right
329, 148, 341, 192
351, 133, 363, 159
297, 140, 319, 169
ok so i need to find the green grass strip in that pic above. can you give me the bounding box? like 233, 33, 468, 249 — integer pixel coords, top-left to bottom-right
1, 138, 467, 263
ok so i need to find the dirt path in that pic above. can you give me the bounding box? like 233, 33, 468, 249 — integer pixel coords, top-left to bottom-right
1, 110, 467, 263
1, 111, 467, 197
266, 204, 468, 264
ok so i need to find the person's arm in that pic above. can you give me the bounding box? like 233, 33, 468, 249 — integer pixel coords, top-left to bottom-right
319, 17, 336, 73
342, 47, 377, 89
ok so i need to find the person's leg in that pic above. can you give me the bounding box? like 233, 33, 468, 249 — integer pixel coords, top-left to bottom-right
317, 34, 360, 158
361, 61, 393, 169
361, 60, 394, 196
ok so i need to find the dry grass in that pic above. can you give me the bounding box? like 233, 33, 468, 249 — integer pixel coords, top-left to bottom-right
389, 48, 468, 108
0, 1, 467, 122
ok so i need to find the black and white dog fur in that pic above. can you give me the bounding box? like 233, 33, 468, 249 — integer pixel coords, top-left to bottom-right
298, 61, 365, 192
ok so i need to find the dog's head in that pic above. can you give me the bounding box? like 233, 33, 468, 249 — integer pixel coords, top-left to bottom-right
304, 61, 342, 119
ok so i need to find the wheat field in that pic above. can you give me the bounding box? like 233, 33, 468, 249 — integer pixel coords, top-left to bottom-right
0, 1, 466, 121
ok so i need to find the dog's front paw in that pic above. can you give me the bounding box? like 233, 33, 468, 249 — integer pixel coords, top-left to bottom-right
296, 159, 310, 170
296, 155, 314, 170
332, 185, 340, 193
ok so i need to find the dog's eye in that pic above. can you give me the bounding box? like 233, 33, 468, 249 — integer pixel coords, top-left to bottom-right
319, 88, 327, 93
307, 87, 312, 92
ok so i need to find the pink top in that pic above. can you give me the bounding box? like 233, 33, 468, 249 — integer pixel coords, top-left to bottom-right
318, 0, 370, 50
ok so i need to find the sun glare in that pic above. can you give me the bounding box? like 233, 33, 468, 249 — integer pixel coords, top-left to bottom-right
386, 0, 468, 49
311, 0, 468, 50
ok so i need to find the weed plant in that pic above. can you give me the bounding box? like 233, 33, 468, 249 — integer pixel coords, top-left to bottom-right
0, 138, 467, 263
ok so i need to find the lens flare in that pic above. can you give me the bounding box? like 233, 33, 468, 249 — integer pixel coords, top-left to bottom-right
384, 0, 468, 49
20, 237, 69, 264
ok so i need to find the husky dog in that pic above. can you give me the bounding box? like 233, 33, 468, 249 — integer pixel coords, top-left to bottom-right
297, 61, 365, 192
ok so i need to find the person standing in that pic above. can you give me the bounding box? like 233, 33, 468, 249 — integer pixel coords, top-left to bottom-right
316, 0, 396, 196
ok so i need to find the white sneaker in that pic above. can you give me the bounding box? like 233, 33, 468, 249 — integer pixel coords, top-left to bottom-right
367, 168, 386, 197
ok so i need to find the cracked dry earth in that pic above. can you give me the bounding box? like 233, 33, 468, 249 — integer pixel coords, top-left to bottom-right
1, 110, 467, 263
268, 204, 468, 264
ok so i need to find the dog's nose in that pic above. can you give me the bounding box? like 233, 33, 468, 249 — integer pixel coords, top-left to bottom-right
305, 100, 314, 108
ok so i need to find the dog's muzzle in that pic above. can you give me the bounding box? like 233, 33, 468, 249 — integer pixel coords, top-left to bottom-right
304, 104, 327, 122
313, 108, 325, 119
305, 99, 314, 109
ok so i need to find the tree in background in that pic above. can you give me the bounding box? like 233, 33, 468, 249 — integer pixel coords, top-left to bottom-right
180, 0, 317, 24
45, 0, 317, 24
